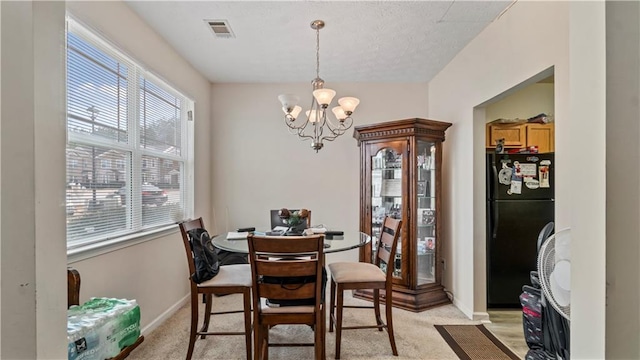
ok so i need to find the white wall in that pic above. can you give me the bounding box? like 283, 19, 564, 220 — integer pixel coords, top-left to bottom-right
485, 83, 554, 122
210, 83, 428, 264
605, 2, 640, 359
428, 1, 607, 357
1, 1, 4, 354
428, 0, 570, 318
568, 3, 607, 358
1, 2, 67, 358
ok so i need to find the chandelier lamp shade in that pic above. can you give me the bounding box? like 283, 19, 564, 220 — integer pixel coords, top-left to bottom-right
278, 20, 360, 152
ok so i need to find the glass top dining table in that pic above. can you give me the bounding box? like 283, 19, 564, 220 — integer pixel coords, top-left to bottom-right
212, 231, 371, 254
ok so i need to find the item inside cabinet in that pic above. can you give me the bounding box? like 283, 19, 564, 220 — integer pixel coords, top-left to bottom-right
380, 179, 401, 197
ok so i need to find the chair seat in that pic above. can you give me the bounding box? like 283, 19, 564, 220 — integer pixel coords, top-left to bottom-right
329, 262, 385, 283
260, 298, 316, 314
198, 264, 252, 288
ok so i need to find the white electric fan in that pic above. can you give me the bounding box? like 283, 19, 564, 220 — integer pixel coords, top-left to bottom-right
537, 228, 571, 321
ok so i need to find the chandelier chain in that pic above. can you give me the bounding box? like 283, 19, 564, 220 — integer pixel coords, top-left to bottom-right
316, 27, 320, 79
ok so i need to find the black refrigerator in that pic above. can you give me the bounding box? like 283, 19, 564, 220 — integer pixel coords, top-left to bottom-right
486, 152, 555, 308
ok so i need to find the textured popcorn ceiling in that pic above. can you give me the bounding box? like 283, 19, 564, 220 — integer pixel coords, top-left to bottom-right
125, 1, 514, 83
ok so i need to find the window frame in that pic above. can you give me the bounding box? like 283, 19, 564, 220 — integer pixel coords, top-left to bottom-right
66, 16, 194, 256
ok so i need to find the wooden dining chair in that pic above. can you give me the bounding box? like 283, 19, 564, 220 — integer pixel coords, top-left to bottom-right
178, 218, 253, 360
247, 233, 326, 360
328, 216, 403, 359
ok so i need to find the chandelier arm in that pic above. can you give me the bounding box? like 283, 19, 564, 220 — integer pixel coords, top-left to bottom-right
320, 135, 339, 142
287, 125, 304, 136
325, 116, 354, 136
284, 115, 309, 132
297, 133, 315, 142
293, 124, 315, 141
320, 122, 349, 142
319, 128, 346, 142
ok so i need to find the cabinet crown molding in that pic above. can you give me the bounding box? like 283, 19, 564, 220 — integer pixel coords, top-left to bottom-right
353, 118, 452, 145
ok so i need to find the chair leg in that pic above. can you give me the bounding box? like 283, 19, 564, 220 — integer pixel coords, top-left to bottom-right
243, 289, 252, 360
200, 294, 213, 339
373, 289, 383, 331
262, 324, 269, 360
253, 320, 261, 360
329, 278, 336, 332
186, 293, 199, 360
385, 288, 398, 356
324, 305, 328, 360
335, 284, 344, 360
320, 304, 326, 360
315, 311, 323, 360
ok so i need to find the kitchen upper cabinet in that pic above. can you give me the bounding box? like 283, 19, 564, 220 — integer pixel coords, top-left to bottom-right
486, 122, 555, 153
525, 123, 555, 153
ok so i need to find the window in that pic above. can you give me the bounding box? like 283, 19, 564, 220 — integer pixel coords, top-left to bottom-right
66, 19, 193, 250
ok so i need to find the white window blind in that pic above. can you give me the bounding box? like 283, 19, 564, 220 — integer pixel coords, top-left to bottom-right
66, 19, 193, 249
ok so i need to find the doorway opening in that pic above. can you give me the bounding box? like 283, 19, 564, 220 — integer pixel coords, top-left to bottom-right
473, 66, 556, 357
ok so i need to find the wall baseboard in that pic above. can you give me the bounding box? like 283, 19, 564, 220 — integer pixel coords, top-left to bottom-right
452, 296, 473, 319
474, 311, 491, 322
141, 293, 190, 335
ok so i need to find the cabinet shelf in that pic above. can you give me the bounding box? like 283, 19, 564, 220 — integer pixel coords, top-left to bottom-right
373, 167, 402, 171
354, 118, 452, 312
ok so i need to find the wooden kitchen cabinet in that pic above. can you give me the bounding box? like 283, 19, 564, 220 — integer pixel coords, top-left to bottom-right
486, 122, 555, 153
526, 123, 555, 153
353, 118, 452, 312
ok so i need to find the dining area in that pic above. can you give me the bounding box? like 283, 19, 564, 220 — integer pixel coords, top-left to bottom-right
171, 214, 402, 360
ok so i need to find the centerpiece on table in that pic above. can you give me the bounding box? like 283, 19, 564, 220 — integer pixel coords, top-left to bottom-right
278, 208, 310, 235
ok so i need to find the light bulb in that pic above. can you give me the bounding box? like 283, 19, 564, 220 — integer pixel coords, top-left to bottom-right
332, 106, 347, 121
289, 106, 302, 120
312, 88, 336, 107
278, 94, 300, 112
305, 109, 324, 123
338, 97, 360, 114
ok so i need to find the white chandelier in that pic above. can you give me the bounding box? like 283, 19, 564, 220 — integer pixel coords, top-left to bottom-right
278, 20, 360, 152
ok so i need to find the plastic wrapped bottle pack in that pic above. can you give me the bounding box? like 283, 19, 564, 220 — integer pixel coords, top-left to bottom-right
67, 297, 140, 360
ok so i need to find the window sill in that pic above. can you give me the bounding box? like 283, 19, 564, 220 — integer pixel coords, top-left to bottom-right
67, 224, 179, 263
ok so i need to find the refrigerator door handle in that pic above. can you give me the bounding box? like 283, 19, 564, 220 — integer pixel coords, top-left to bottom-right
491, 202, 499, 239
491, 162, 499, 201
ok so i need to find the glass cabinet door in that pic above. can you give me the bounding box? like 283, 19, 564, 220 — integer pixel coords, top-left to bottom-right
370, 147, 403, 278
416, 140, 436, 285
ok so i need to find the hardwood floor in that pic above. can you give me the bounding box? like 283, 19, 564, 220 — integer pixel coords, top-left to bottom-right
485, 309, 529, 359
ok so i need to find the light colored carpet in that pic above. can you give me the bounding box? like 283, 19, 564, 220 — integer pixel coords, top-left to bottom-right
128, 292, 514, 360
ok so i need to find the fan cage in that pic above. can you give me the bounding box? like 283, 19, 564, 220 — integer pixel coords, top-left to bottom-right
537, 232, 571, 321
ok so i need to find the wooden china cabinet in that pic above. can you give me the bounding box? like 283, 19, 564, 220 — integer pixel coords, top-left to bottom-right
353, 118, 452, 312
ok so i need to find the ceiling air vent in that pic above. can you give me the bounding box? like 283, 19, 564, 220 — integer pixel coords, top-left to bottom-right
205, 19, 235, 39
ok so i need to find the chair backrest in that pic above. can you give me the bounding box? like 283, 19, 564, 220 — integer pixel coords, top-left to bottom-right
270, 209, 312, 229
68, 268, 81, 308
178, 217, 206, 284
247, 234, 324, 310
375, 216, 403, 281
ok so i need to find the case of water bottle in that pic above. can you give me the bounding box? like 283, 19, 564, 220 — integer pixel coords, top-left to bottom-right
67, 297, 141, 360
